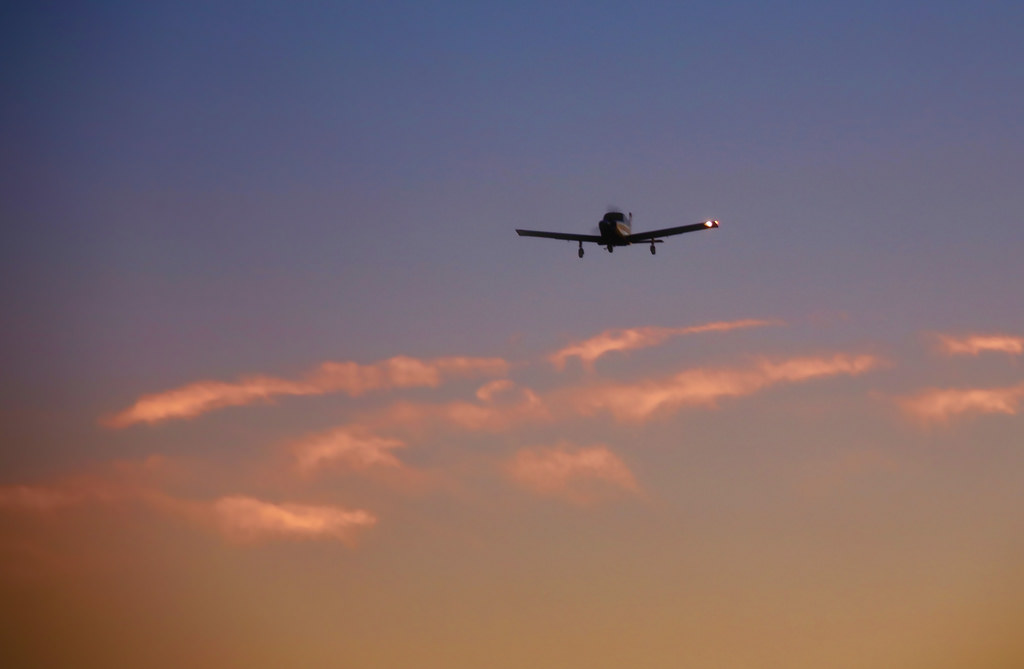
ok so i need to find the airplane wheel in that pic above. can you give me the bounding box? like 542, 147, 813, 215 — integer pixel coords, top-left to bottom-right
578, 248, 584, 258
650, 245, 656, 255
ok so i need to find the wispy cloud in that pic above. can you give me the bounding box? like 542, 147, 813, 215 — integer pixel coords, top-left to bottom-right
368, 380, 549, 434
898, 382, 1024, 423
934, 333, 1024, 356
347, 355, 880, 434
102, 355, 509, 428
292, 428, 405, 473
101, 377, 314, 429
562, 353, 881, 422
505, 443, 639, 505
549, 318, 779, 370
0, 456, 181, 512
0, 458, 379, 546
213, 496, 377, 544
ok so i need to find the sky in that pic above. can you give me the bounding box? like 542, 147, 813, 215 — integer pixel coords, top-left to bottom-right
2, 1, 1024, 667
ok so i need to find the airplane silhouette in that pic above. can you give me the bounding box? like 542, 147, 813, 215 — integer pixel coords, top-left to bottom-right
517, 210, 719, 257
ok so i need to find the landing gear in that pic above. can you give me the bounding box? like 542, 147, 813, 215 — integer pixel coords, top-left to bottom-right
607, 245, 614, 253
650, 242, 657, 255
578, 245, 584, 258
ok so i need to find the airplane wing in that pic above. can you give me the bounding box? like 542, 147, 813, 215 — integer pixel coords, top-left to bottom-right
516, 229, 603, 243
625, 220, 719, 243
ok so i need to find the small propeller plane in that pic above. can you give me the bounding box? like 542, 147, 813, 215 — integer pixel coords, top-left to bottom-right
516, 210, 719, 257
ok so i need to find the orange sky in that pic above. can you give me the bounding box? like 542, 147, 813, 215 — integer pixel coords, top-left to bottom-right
4, 316, 1024, 667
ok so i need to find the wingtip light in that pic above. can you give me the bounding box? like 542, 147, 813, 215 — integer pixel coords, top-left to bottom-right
705, 220, 718, 228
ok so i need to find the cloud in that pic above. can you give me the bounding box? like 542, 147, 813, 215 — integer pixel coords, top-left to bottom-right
349, 355, 879, 435
368, 380, 550, 434
0, 456, 182, 512
100, 320, 782, 430
0, 458, 379, 546
102, 355, 510, 428
213, 496, 377, 544
562, 353, 881, 422
475, 378, 520, 402
934, 333, 1024, 356
505, 443, 639, 505
286, 425, 460, 496
898, 383, 1024, 423
292, 428, 405, 473
101, 377, 315, 429
549, 318, 779, 370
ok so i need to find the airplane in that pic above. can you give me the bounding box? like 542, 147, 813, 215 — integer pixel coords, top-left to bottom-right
516, 210, 719, 257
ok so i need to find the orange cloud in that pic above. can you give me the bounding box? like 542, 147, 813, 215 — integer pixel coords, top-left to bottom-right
935, 333, 1024, 356
549, 318, 779, 370
899, 383, 1024, 423
369, 380, 550, 434
563, 353, 881, 422
352, 355, 879, 434
101, 377, 315, 429
475, 378, 520, 402
0, 458, 379, 546
213, 496, 377, 544
505, 443, 639, 505
0, 456, 183, 512
292, 428, 405, 473
102, 355, 509, 428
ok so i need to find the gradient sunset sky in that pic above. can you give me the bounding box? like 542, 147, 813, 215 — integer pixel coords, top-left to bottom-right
3, 2, 1024, 667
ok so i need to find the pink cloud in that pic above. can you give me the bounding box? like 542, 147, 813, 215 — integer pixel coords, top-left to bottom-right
549, 318, 779, 370
898, 383, 1024, 423
292, 428, 405, 473
369, 380, 550, 434
0, 456, 182, 512
102, 355, 509, 428
934, 333, 1024, 356
350, 355, 879, 434
505, 443, 639, 505
213, 496, 376, 544
563, 353, 881, 422
475, 379, 520, 402
101, 377, 315, 429
0, 458, 379, 546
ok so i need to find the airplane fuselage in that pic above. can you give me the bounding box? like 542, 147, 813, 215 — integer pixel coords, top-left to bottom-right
598, 211, 632, 248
